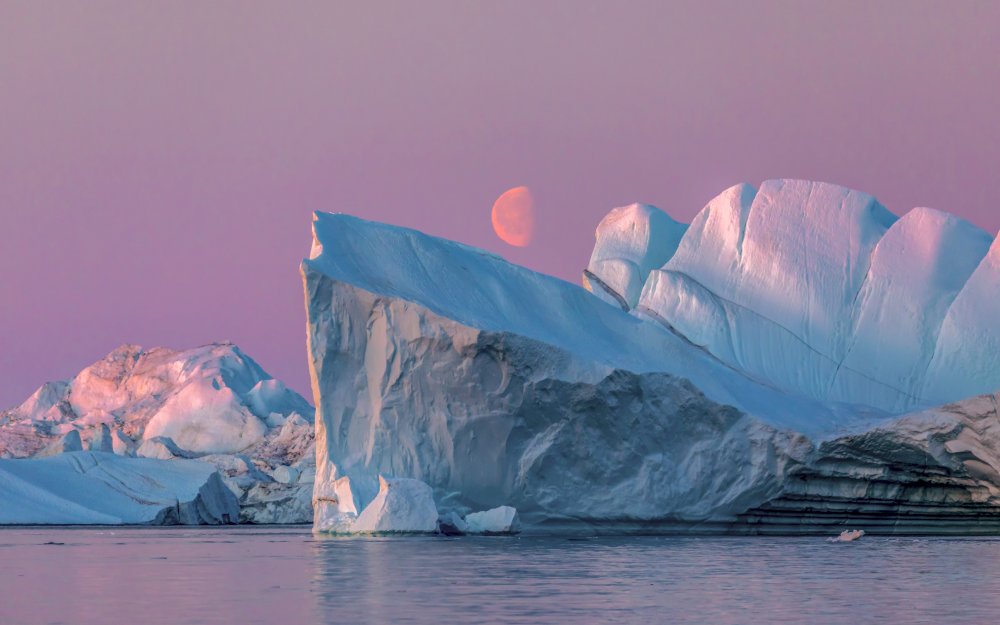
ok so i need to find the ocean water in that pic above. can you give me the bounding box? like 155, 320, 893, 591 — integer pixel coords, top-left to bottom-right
2, 527, 999, 625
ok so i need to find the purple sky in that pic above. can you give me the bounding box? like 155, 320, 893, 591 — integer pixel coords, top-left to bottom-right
2, 1, 999, 408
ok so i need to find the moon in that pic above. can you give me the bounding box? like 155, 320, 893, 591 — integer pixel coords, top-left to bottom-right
491, 186, 535, 247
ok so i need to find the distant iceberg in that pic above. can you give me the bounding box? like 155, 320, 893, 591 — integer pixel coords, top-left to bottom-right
0, 344, 316, 524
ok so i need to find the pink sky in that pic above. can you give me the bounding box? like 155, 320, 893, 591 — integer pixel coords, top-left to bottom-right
2, 1, 998, 407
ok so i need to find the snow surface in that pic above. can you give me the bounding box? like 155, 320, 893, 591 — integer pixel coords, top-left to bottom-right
0, 452, 238, 525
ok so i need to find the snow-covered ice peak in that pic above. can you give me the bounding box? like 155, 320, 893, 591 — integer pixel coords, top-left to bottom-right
581, 178, 998, 412
0, 342, 314, 458
584, 203, 688, 310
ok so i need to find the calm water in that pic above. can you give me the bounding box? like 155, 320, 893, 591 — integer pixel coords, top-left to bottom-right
2, 527, 999, 625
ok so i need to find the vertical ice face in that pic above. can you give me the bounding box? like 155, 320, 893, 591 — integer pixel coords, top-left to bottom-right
584, 203, 688, 310
636, 183, 756, 363
721, 179, 897, 361
640, 180, 898, 405
655, 183, 757, 294
832, 208, 992, 408
923, 233, 1000, 404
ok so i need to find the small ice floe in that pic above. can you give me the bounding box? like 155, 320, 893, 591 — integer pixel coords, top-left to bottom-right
828, 529, 865, 543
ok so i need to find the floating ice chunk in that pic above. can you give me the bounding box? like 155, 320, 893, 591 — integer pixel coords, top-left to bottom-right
350, 476, 438, 534
464, 506, 520, 534
829, 529, 865, 542
437, 511, 469, 535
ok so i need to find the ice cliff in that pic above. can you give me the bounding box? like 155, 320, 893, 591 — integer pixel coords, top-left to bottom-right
0, 344, 315, 524
304, 182, 1000, 534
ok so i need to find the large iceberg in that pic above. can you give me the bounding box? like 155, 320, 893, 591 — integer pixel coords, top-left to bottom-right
0, 344, 316, 523
303, 181, 1000, 534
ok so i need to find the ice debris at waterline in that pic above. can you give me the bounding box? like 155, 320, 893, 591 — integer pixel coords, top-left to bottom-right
0, 344, 316, 524
313, 474, 521, 535
464, 506, 522, 535
829, 529, 866, 543
0, 452, 238, 525
303, 179, 1000, 535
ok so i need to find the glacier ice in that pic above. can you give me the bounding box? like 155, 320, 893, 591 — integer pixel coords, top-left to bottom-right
304, 192, 1000, 534
0, 343, 316, 524
0, 451, 239, 525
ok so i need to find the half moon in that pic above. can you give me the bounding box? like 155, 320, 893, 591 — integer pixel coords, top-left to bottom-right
491, 186, 535, 247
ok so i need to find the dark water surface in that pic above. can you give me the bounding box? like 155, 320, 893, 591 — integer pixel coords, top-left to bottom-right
1, 527, 999, 624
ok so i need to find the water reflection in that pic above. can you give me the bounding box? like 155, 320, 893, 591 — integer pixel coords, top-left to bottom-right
3, 528, 1000, 625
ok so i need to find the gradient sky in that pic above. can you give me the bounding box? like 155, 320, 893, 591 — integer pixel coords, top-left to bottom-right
2, 0, 999, 407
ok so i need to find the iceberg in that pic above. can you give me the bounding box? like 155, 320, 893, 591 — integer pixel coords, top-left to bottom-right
0, 343, 316, 524
303, 181, 1000, 534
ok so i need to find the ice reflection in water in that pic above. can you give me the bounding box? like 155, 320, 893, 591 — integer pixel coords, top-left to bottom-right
2, 528, 1000, 625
